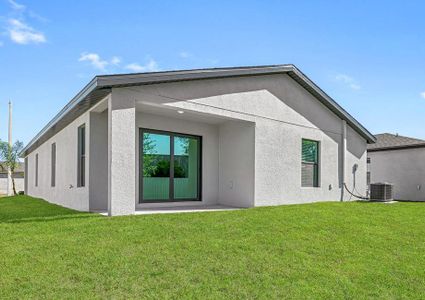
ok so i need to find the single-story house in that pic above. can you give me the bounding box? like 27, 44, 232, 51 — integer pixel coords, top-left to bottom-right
367, 133, 425, 201
0, 162, 24, 194
21, 65, 375, 216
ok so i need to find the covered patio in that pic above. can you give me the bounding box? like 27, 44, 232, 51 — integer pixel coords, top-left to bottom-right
88, 88, 256, 216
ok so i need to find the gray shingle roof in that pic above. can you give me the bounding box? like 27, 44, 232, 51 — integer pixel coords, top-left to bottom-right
367, 133, 425, 151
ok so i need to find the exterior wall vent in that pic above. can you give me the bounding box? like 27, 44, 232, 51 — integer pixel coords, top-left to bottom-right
370, 183, 394, 202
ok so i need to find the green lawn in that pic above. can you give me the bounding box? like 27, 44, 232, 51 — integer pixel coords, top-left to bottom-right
1, 196, 425, 299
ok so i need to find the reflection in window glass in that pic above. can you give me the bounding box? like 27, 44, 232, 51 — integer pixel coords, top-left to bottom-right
301, 139, 319, 187
174, 136, 199, 199
142, 133, 170, 200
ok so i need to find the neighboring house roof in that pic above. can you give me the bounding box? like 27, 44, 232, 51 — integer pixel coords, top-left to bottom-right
367, 133, 425, 152
21, 64, 376, 156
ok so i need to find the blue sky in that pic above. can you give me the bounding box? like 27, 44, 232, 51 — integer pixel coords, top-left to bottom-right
1, 0, 425, 145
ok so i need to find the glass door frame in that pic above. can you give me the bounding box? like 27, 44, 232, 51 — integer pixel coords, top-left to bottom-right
139, 128, 202, 203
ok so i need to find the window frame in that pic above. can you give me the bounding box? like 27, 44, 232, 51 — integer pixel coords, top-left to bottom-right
366, 156, 371, 187
77, 124, 86, 187
301, 138, 320, 188
24, 157, 28, 193
51, 143, 56, 187
35, 153, 38, 187
139, 128, 202, 203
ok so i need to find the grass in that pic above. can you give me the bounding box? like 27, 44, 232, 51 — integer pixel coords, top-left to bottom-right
1, 196, 425, 299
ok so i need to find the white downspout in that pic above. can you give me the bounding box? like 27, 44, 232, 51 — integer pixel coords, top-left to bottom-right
341, 119, 347, 201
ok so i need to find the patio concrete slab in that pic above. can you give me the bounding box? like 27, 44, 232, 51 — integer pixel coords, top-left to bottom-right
99, 205, 242, 216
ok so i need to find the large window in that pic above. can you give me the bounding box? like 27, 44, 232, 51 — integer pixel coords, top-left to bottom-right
367, 157, 371, 186
140, 129, 201, 202
24, 157, 28, 193
51, 143, 56, 187
301, 139, 319, 187
35, 153, 38, 187
77, 124, 86, 187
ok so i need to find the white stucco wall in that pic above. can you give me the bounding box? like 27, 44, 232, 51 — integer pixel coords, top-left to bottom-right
345, 125, 368, 197
89, 110, 108, 211
218, 121, 255, 207
25, 72, 369, 212
122, 73, 368, 206
108, 91, 137, 216
368, 148, 425, 201
26, 112, 90, 211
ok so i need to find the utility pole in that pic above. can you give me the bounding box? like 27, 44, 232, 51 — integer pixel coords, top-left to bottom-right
7, 101, 12, 196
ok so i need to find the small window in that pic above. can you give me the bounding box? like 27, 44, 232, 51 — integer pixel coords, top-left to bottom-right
367, 157, 371, 164
35, 153, 39, 187
51, 143, 56, 187
301, 139, 319, 187
367, 171, 371, 186
24, 157, 28, 193
77, 124, 86, 187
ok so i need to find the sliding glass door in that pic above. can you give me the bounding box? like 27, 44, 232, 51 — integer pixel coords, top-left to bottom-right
141, 132, 171, 201
140, 129, 201, 202
174, 135, 199, 200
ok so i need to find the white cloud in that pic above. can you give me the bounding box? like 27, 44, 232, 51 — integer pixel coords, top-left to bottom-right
420, 92, 425, 99
125, 63, 145, 72
7, 0, 25, 10
110, 56, 121, 65
125, 59, 159, 72
335, 74, 361, 90
7, 18, 46, 44
78, 53, 159, 73
79, 53, 109, 71
3, 1, 48, 46
179, 51, 191, 58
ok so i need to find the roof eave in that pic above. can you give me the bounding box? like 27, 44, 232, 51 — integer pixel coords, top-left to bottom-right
368, 143, 425, 152
20, 76, 100, 157
95, 64, 295, 88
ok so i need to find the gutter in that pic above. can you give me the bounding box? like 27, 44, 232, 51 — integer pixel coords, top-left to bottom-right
368, 143, 425, 152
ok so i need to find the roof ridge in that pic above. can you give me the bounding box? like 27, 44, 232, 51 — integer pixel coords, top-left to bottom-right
97, 64, 295, 78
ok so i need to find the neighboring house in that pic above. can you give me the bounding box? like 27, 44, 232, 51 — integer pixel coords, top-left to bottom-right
21, 65, 375, 216
0, 162, 24, 194
367, 133, 425, 201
